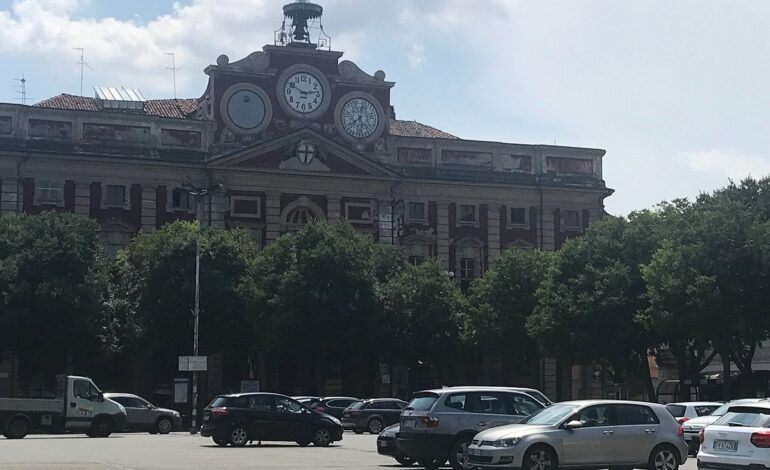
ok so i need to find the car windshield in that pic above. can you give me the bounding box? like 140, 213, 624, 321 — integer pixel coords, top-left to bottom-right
521, 403, 580, 425
208, 396, 230, 408
710, 403, 730, 416
666, 404, 686, 418
348, 401, 365, 410
526, 391, 551, 406
714, 408, 770, 428
407, 393, 439, 411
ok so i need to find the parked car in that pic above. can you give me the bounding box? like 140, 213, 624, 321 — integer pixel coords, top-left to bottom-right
665, 401, 722, 424
200, 392, 343, 447
396, 386, 547, 469
308, 396, 360, 419
292, 396, 321, 405
697, 400, 770, 468
104, 393, 181, 434
681, 399, 764, 456
377, 423, 417, 467
341, 398, 407, 434
467, 400, 688, 470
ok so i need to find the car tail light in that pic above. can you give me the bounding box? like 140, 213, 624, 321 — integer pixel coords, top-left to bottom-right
698, 429, 705, 443
677, 417, 689, 424
351, 410, 363, 416
314, 407, 325, 413
211, 407, 229, 417
750, 431, 770, 448
678, 425, 684, 437
418, 415, 439, 428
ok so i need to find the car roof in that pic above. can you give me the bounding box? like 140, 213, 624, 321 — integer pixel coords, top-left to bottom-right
218, 392, 289, 398
557, 400, 667, 408
320, 396, 359, 401
364, 398, 406, 402
728, 400, 770, 410
417, 386, 546, 394
103, 392, 139, 398
666, 401, 723, 407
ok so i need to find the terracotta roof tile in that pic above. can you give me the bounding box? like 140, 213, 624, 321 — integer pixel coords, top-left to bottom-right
389, 119, 457, 139
34, 94, 199, 119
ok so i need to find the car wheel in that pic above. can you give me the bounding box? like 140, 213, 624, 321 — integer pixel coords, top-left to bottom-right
296, 440, 311, 447
418, 458, 444, 469
213, 438, 228, 447
156, 417, 173, 435
367, 418, 384, 434
353, 428, 364, 434
522, 445, 558, 470
229, 425, 249, 447
88, 418, 113, 438
449, 436, 473, 469
313, 427, 332, 447
395, 455, 416, 466
648, 445, 679, 470
4, 417, 30, 439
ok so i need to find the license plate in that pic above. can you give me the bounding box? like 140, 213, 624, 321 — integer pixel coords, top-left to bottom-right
378, 441, 387, 447
402, 420, 414, 429
468, 448, 481, 456
203, 415, 210, 422
713, 439, 738, 452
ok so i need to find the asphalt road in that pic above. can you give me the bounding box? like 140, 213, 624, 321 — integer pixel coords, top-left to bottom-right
0, 432, 701, 470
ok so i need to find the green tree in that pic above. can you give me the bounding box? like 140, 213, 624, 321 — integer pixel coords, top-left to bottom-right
528, 215, 660, 400
242, 222, 402, 395
0, 212, 111, 383
464, 248, 552, 381
113, 221, 259, 387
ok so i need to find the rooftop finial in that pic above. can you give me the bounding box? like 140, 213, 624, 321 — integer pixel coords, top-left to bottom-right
275, 0, 331, 50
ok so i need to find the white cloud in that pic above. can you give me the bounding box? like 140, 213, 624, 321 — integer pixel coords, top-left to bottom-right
408, 41, 425, 68
681, 149, 770, 181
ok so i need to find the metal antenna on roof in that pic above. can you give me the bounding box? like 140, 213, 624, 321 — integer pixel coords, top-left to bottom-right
73, 48, 92, 96
13, 76, 27, 105
165, 52, 179, 100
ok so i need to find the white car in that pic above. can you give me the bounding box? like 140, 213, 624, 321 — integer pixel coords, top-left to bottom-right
466, 400, 688, 470
666, 402, 723, 424
682, 399, 764, 456
697, 400, 770, 469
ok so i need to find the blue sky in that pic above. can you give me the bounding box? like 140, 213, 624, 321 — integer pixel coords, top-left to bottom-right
1, 0, 769, 215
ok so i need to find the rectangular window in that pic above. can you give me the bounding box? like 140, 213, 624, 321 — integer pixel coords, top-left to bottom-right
172, 188, 192, 211
407, 202, 426, 223
510, 207, 527, 226
36, 180, 62, 203
345, 202, 373, 223
230, 196, 261, 218
408, 255, 425, 266
105, 185, 125, 207
564, 210, 580, 228
459, 205, 476, 224
460, 258, 475, 292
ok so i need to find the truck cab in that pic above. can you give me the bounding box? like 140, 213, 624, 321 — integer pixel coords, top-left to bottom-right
1, 375, 126, 439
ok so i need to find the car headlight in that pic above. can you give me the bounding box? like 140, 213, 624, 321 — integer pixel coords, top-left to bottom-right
173, 411, 180, 418
330, 417, 342, 426
492, 438, 520, 448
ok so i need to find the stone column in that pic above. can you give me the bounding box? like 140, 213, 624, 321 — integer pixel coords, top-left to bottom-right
0, 177, 20, 216
540, 208, 556, 251
141, 185, 157, 234
436, 202, 450, 270
542, 357, 558, 400
486, 203, 501, 268
377, 200, 394, 245
74, 182, 90, 217
327, 197, 341, 224
208, 194, 227, 229
265, 192, 282, 243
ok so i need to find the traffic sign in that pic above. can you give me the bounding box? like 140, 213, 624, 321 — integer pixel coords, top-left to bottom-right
179, 356, 208, 372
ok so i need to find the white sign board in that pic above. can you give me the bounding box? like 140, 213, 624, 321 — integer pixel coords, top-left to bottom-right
178, 356, 208, 372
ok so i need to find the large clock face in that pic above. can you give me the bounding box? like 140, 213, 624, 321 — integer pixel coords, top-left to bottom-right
340, 98, 379, 139
283, 72, 324, 115
227, 89, 267, 130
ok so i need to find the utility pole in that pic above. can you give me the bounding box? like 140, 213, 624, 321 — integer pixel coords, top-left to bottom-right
165, 52, 179, 100
183, 182, 223, 434
13, 76, 27, 105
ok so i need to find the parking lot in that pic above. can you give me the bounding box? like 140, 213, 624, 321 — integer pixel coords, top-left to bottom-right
0, 432, 700, 470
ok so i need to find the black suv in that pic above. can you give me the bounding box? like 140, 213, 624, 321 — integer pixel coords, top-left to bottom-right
341, 398, 407, 434
200, 393, 343, 447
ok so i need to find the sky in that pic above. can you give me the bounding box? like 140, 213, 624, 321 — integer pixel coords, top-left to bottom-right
1, 0, 769, 215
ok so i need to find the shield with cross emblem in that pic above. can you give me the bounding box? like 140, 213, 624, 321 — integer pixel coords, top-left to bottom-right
296, 142, 316, 165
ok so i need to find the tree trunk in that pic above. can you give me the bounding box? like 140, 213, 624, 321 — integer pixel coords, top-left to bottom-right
721, 354, 732, 400
640, 357, 657, 402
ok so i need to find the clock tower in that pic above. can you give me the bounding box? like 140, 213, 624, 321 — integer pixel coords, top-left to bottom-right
200, 0, 394, 154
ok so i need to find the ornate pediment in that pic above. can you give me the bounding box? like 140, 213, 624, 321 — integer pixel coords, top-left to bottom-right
207, 128, 397, 178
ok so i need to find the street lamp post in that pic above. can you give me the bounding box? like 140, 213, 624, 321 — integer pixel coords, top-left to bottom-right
184, 183, 223, 434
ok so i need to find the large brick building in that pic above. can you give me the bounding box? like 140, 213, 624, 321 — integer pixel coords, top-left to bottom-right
0, 1, 613, 399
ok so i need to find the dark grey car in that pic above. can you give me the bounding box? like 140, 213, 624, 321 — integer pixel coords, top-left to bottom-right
104, 393, 181, 434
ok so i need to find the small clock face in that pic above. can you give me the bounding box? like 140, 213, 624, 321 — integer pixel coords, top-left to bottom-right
227, 89, 267, 130
340, 98, 379, 139
283, 72, 324, 114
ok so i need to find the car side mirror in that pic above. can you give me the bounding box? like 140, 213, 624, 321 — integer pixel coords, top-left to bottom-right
564, 420, 583, 430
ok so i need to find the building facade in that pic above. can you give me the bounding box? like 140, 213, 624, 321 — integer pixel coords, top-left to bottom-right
0, 1, 613, 399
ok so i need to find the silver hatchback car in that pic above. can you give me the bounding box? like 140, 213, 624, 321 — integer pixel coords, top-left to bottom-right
467, 400, 688, 470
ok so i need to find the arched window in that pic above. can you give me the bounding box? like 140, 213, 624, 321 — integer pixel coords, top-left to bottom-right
286, 206, 316, 227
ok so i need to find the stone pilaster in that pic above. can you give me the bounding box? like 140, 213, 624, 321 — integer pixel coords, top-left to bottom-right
437, 202, 450, 270
543, 357, 558, 400
74, 182, 90, 217
265, 192, 281, 243
377, 201, 394, 245
208, 194, 227, 229
0, 177, 20, 216
486, 203, 501, 267
141, 185, 157, 234
327, 197, 341, 224
540, 209, 556, 251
